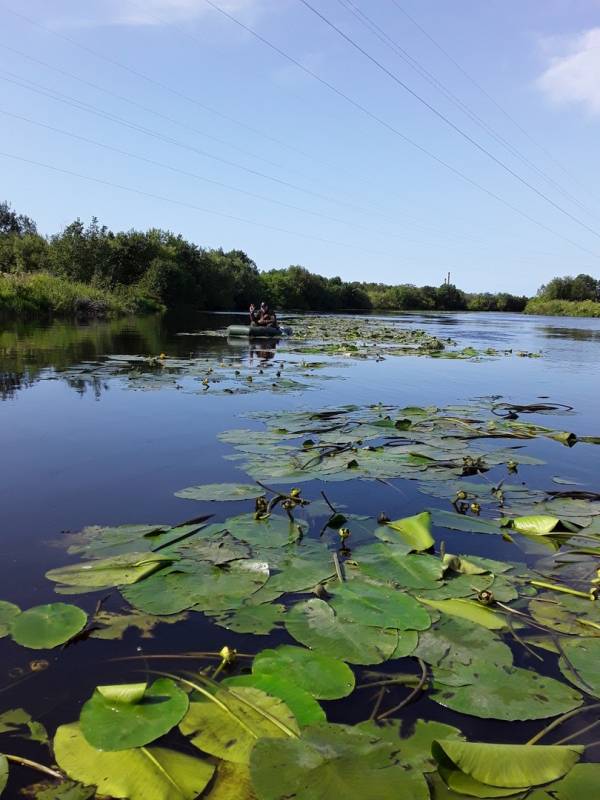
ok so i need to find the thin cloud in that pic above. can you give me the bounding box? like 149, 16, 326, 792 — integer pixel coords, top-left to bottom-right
536, 27, 600, 116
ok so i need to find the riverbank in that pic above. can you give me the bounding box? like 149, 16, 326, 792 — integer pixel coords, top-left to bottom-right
0, 272, 163, 320
524, 298, 600, 317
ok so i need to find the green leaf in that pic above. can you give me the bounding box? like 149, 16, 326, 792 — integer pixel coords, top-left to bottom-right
54, 722, 214, 800
180, 686, 299, 764
550, 764, 600, 799
357, 718, 464, 773
417, 597, 505, 630
252, 645, 355, 700
90, 609, 188, 640
18, 780, 95, 800
500, 516, 560, 535
250, 723, 430, 800
203, 762, 256, 800
559, 638, 600, 697
80, 678, 188, 750
432, 664, 583, 720
0, 600, 21, 638
0, 754, 7, 796
0, 707, 31, 733
386, 511, 435, 551
222, 675, 325, 727
329, 582, 431, 631
353, 543, 444, 589
209, 604, 285, 635
46, 552, 172, 589
10, 603, 87, 649
432, 739, 583, 789
430, 509, 504, 535
174, 483, 264, 502
285, 599, 399, 665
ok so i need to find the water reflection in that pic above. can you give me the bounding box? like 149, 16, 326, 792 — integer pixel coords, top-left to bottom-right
540, 325, 600, 342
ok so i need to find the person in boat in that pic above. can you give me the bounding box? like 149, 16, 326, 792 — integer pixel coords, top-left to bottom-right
258, 302, 277, 328
249, 303, 261, 326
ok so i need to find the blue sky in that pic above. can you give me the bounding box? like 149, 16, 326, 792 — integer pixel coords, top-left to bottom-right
1, 0, 599, 293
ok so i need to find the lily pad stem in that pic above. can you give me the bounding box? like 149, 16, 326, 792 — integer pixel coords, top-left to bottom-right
320, 490, 337, 514
377, 659, 427, 720
3, 753, 62, 780
526, 702, 600, 744
555, 719, 600, 745
332, 552, 345, 583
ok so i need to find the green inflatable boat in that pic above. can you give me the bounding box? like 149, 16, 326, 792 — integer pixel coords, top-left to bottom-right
227, 324, 291, 338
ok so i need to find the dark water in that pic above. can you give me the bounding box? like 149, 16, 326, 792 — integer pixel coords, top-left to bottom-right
1, 310, 599, 792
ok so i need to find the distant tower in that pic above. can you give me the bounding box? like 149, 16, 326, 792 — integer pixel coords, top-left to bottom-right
447, 271, 451, 286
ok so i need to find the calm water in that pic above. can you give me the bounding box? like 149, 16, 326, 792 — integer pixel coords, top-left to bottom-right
1, 310, 599, 791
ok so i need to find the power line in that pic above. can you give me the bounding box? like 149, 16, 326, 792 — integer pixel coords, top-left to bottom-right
0, 68, 403, 226
297, 0, 600, 243
0, 149, 401, 259
388, 0, 600, 206
197, 0, 599, 258
335, 0, 596, 220
3, 108, 566, 264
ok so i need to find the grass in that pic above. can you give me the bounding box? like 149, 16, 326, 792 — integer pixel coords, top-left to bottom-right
524, 298, 600, 318
0, 272, 163, 319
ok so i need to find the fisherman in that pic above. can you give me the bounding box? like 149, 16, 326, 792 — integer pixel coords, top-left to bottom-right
248, 303, 261, 326
258, 302, 277, 327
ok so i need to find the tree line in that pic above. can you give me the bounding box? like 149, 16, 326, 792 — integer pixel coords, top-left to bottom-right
1, 201, 595, 315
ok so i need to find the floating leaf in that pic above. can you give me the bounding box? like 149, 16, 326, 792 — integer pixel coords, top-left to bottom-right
353, 544, 443, 589
180, 686, 299, 764
250, 723, 429, 800
54, 722, 214, 800
385, 511, 435, 551
80, 678, 189, 750
252, 645, 355, 700
209, 604, 285, 635
432, 739, 582, 789
0, 600, 20, 638
10, 603, 87, 649
417, 597, 505, 630
358, 718, 464, 773
203, 762, 256, 800
46, 552, 172, 588
559, 638, 600, 697
432, 665, 583, 720
0, 756, 7, 796
415, 617, 513, 670
430, 509, 504, 535
285, 599, 398, 665
500, 516, 560, 535
90, 609, 188, 640
174, 483, 264, 502
223, 674, 325, 726
329, 582, 431, 631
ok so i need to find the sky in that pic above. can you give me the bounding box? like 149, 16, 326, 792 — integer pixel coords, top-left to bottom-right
1, 0, 600, 293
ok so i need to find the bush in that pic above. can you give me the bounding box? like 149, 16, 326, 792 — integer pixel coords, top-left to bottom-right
524, 298, 600, 317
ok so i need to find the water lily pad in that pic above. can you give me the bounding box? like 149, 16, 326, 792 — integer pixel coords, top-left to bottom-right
0, 755, 7, 796
432, 664, 583, 720
353, 544, 443, 589
90, 609, 188, 640
432, 739, 583, 789
0, 600, 20, 637
329, 582, 431, 631
180, 686, 299, 764
358, 718, 464, 773
209, 604, 285, 635
415, 617, 513, 670
203, 762, 256, 800
80, 678, 189, 750
46, 552, 172, 588
54, 722, 214, 800
558, 638, 600, 697
285, 599, 398, 665
385, 511, 435, 551
174, 483, 264, 502
10, 603, 87, 649
222, 674, 325, 726
500, 516, 560, 535
430, 509, 504, 535
250, 723, 430, 800
252, 645, 355, 699
417, 597, 505, 630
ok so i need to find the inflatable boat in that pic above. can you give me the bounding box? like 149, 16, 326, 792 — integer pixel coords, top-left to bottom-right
227, 325, 291, 338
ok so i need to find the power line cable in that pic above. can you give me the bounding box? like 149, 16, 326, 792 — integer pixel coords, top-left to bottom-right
0, 149, 402, 259
3, 107, 565, 263
297, 0, 600, 243
336, 0, 596, 219
0, 68, 403, 225
196, 0, 599, 258
388, 0, 600, 205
